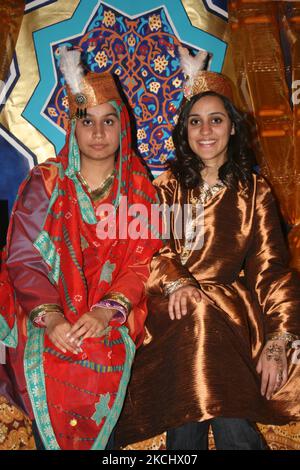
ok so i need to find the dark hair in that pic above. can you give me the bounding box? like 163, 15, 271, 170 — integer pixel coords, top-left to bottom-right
170, 91, 256, 189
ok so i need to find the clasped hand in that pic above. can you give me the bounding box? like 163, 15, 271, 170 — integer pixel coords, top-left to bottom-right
45, 307, 113, 354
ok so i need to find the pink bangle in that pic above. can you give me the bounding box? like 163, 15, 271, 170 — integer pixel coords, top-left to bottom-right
91, 300, 127, 324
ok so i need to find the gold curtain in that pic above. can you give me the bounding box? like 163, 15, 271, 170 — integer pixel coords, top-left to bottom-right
287, 3, 300, 271
0, 0, 25, 81
228, 0, 300, 450
228, 0, 300, 270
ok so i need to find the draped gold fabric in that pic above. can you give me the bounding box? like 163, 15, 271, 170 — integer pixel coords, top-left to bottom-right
228, 0, 300, 450
1, 0, 299, 451
228, 0, 300, 269
181, 0, 238, 83
116, 172, 300, 448
287, 4, 300, 272
0, 0, 80, 162
0, 0, 24, 82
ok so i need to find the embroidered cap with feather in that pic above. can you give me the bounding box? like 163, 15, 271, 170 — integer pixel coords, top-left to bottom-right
60, 46, 87, 118
178, 46, 208, 100
178, 46, 234, 102
59, 46, 121, 119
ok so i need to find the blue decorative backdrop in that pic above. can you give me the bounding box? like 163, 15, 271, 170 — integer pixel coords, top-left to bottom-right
1, 0, 228, 215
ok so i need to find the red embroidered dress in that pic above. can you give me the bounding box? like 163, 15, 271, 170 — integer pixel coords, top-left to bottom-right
0, 99, 161, 449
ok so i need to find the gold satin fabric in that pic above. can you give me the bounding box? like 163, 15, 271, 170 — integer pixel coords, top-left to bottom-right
182, 0, 238, 85
0, 0, 80, 162
187, 71, 234, 101
287, 2, 300, 272
115, 171, 300, 447
227, 1, 300, 449
67, 72, 121, 118
0, 0, 24, 82
228, 1, 300, 271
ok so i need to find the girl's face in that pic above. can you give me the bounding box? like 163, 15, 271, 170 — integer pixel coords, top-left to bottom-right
75, 102, 120, 164
187, 95, 235, 167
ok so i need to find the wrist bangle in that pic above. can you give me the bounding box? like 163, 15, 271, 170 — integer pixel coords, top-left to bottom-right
266, 332, 299, 349
91, 300, 127, 324
30, 304, 64, 328
163, 277, 199, 296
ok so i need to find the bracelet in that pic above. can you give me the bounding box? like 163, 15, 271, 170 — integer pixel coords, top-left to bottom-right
266, 332, 299, 348
102, 292, 132, 313
163, 277, 199, 296
91, 300, 127, 324
30, 304, 64, 328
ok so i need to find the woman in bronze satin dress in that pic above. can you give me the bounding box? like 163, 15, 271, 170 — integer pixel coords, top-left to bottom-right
115, 71, 300, 450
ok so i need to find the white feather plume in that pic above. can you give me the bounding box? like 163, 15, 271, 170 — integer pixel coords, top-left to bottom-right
59, 46, 84, 95
178, 46, 208, 79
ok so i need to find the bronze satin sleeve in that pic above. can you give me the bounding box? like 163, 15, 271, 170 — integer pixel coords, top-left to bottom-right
115, 173, 300, 446
244, 178, 300, 337
147, 173, 199, 296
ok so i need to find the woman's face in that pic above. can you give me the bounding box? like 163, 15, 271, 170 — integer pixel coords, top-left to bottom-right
187, 95, 235, 167
75, 102, 120, 164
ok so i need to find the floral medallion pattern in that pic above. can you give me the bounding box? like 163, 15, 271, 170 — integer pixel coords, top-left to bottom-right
45, 5, 203, 172
0, 395, 35, 450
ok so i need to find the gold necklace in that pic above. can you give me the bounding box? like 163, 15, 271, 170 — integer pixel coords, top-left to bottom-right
78, 170, 115, 202
78, 170, 113, 191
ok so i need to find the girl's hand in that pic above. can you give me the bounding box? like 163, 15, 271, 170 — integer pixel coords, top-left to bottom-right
256, 339, 288, 400
45, 312, 81, 354
168, 285, 201, 320
66, 308, 115, 344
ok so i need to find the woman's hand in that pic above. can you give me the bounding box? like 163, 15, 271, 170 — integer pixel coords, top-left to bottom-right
256, 339, 288, 400
168, 285, 201, 320
45, 312, 81, 355
66, 307, 114, 344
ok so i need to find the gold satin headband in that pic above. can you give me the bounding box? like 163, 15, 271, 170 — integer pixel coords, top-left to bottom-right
183, 71, 234, 102
66, 71, 121, 119
178, 46, 234, 102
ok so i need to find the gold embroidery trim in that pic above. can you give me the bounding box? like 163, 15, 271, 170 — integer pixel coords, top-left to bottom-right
78, 170, 115, 203
102, 292, 132, 314
0, 396, 35, 450
190, 180, 225, 206
29, 303, 64, 324
180, 180, 225, 265
163, 277, 199, 296
266, 332, 299, 348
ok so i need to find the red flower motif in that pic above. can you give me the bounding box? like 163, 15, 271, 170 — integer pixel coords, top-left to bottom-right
115, 43, 125, 54
139, 45, 148, 55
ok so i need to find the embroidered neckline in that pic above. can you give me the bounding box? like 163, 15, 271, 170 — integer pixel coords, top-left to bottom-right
180, 180, 225, 265
190, 179, 225, 205
77, 170, 115, 202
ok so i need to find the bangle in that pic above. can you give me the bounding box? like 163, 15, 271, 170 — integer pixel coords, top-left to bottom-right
30, 304, 64, 328
266, 332, 299, 349
91, 300, 127, 324
163, 277, 199, 296
102, 292, 132, 313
